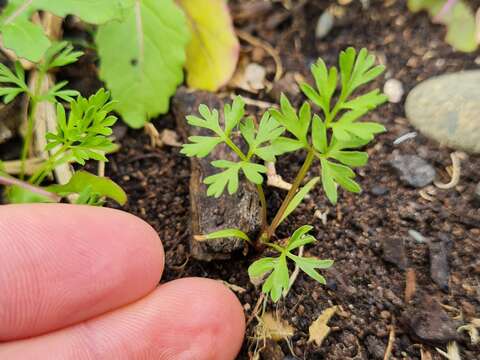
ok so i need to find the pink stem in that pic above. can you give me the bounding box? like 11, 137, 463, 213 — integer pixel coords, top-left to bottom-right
0, 175, 61, 202
434, 0, 458, 23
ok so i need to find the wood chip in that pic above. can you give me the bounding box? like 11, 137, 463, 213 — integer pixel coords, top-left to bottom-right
405, 268, 416, 303
308, 306, 338, 346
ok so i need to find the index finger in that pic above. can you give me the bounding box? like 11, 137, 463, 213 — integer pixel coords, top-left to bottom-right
0, 204, 164, 341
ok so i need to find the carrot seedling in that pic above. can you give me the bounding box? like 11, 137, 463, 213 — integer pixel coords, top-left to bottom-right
182, 47, 387, 302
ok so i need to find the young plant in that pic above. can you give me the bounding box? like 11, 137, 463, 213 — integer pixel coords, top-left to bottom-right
181, 47, 387, 302
0, 87, 125, 206
0, 41, 82, 179
1, 0, 239, 128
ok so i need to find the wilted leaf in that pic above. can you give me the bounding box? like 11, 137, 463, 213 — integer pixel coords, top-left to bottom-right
95, 0, 189, 127
259, 312, 295, 342
458, 319, 480, 345
435, 341, 462, 360
178, 0, 239, 91
308, 306, 338, 346
407, 0, 478, 52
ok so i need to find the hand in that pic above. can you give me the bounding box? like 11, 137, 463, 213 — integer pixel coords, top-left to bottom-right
0, 204, 245, 359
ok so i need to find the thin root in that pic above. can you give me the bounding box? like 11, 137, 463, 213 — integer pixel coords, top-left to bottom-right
230, 94, 276, 109
236, 29, 283, 81
434, 152, 461, 190
266, 162, 292, 190
383, 319, 396, 360
144, 123, 181, 148
246, 293, 266, 327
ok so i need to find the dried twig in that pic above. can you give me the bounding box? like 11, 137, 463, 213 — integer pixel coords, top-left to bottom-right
247, 293, 266, 327
434, 152, 461, 190
144, 123, 181, 147
405, 268, 416, 303
236, 29, 283, 81
229, 93, 275, 109
2, 157, 43, 175
383, 318, 396, 360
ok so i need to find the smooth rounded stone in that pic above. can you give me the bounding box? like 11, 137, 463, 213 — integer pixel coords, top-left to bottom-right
384, 78, 404, 103
405, 70, 480, 154
315, 11, 334, 39
390, 154, 436, 188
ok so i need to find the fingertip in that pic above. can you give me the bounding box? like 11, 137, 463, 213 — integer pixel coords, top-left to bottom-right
0, 204, 165, 340
159, 277, 246, 360
0, 277, 246, 360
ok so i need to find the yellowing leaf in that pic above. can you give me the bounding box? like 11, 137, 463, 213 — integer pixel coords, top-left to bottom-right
178, 0, 239, 91
308, 306, 337, 346
259, 312, 294, 342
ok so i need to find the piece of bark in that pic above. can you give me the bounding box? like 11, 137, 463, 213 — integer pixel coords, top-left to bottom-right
173, 88, 262, 261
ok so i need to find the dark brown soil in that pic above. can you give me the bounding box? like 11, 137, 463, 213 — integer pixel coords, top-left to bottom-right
4, 0, 480, 359
105, 1, 480, 359
106, 1, 480, 359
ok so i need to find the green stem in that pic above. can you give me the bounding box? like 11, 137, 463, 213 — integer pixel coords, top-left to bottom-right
20, 70, 46, 180
224, 137, 247, 161
224, 137, 268, 232
19, 99, 37, 179
262, 149, 315, 241
256, 184, 267, 230
29, 145, 68, 185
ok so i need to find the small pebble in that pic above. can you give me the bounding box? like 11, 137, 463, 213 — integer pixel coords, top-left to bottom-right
380, 310, 391, 319
383, 78, 404, 103
390, 154, 436, 188
315, 11, 334, 39
371, 185, 389, 196
408, 229, 426, 244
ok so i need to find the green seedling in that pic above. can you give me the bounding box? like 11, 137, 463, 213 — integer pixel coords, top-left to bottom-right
182, 47, 387, 302
0, 85, 125, 206
0, 41, 82, 179
1, 0, 239, 128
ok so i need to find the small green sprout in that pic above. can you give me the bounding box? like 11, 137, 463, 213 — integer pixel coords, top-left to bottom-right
181, 47, 387, 302
248, 226, 333, 302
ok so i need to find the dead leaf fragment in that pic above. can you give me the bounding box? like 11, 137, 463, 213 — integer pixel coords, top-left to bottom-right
308, 306, 338, 346
259, 312, 294, 342
458, 318, 480, 345
436, 341, 462, 360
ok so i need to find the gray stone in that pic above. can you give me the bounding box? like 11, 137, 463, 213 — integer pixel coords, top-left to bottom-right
382, 236, 408, 270
390, 154, 436, 188
406, 71, 480, 153
370, 185, 389, 196
428, 234, 451, 291
408, 229, 426, 244
402, 295, 458, 345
